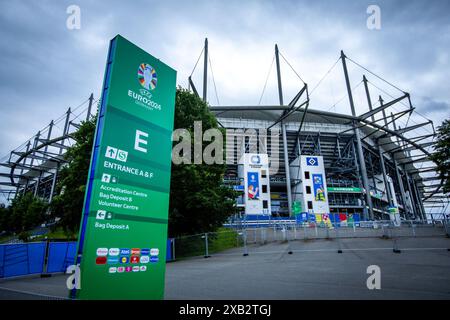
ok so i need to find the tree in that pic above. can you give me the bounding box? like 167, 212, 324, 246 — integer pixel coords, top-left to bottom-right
8, 192, 47, 233
168, 88, 237, 236
430, 119, 450, 194
0, 204, 12, 233
51, 117, 96, 235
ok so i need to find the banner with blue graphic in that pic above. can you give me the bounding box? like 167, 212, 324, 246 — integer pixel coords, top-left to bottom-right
312, 174, 326, 202
247, 171, 260, 200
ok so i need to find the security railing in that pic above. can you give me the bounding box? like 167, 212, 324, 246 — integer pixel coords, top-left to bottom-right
172, 219, 448, 259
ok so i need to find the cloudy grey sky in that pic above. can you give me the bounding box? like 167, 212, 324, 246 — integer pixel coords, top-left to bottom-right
0, 0, 449, 159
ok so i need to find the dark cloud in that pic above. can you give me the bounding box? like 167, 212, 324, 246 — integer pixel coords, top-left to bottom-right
419, 97, 450, 115
0, 0, 449, 158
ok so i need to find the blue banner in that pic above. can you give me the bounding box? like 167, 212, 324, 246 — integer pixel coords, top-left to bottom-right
247, 171, 260, 200
312, 174, 326, 202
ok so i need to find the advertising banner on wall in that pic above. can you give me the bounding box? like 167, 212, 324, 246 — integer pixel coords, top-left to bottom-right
312, 173, 329, 213
313, 174, 326, 202
73, 35, 176, 299
240, 154, 271, 215
247, 172, 260, 200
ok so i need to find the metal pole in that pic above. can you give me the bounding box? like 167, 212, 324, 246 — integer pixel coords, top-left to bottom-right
45, 121, 53, 153
275, 45, 284, 110
275, 44, 293, 216
378, 147, 393, 202
362, 75, 375, 123
34, 172, 41, 197
412, 179, 426, 221
17, 141, 31, 195
63, 108, 71, 135
48, 163, 59, 203
366, 96, 394, 213
410, 180, 421, 220
31, 131, 41, 197
243, 230, 249, 256
390, 113, 409, 219
341, 51, 373, 220
204, 232, 210, 258
203, 38, 208, 102
404, 167, 417, 219
86, 93, 94, 121
172, 238, 176, 261
60, 108, 71, 155
30, 131, 40, 167
378, 96, 396, 213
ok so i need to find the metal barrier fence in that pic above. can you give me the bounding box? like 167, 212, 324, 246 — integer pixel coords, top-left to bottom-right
0, 239, 176, 279
172, 220, 449, 259
46, 242, 77, 274
0, 221, 447, 277
0, 242, 47, 278
239, 220, 448, 243
173, 229, 243, 259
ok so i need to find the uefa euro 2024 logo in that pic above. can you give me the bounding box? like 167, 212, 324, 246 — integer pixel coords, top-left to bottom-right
138, 63, 157, 90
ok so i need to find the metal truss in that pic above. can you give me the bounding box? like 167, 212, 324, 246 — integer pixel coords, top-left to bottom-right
0, 94, 96, 202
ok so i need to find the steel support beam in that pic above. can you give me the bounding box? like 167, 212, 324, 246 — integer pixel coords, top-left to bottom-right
398, 156, 430, 166
188, 76, 200, 98
390, 113, 409, 218
60, 108, 71, 155
359, 93, 409, 121
404, 166, 418, 219
395, 121, 432, 135
362, 75, 375, 122
48, 163, 59, 203
412, 179, 426, 220
276, 44, 293, 217
341, 50, 373, 220
363, 76, 394, 214
86, 93, 94, 121
389, 142, 434, 154
211, 106, 431, 157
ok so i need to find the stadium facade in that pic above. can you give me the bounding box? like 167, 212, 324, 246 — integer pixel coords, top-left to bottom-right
0, 39, 448, 223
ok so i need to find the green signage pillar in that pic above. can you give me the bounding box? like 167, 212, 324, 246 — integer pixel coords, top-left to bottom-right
73, 35, 177, 299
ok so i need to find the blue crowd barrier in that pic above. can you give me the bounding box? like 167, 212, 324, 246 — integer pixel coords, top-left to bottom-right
0, 242, 46, 278
166, 238, 174, 262
0, 238, 175, 278
46, 242, 77, 273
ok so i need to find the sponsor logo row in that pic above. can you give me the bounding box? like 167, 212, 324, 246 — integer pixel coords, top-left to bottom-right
96, 255, 159, 265
108, 265, 148, 273
96, 247, 159, 257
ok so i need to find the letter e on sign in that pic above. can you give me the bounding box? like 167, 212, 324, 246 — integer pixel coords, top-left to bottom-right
135, 130, 149, 153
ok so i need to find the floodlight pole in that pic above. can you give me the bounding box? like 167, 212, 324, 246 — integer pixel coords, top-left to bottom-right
341, 51, 373, 220
275, 44, 293, 217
